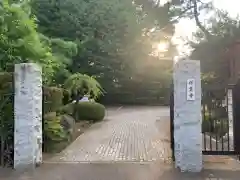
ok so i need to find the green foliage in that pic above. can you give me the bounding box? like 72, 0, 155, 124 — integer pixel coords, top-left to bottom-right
190, 11, 240, 91
40, 34, 78, 64
32, 0, 174, 104
202, 107, 228, 137
202, 118, 228, 137
202, 119, 211, 133
0, 73, 65, 115
57, 103, 73, 116
64, 73, 103, 100
39, 34, 78, 85
43, 86, 63, 114
44, 112, 57, 121
43, 112, 69, 152
57, 102, 105, 122
75, 102, 105, 122
77, 102, 105, 122
0, 0, 77, 84
0, 0, 53, 82
0, 72, 13, 166
100, 59, 172, 105
43, 115, 68, 142
0, 72, 13, 129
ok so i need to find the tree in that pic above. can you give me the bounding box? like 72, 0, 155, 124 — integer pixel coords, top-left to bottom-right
189, 10, 240, 103
169, 0, 215, 40
39, 34, 78, 85
0, 0, 77, 84
64, 73, 103, 119
64, 73, 103, 101
32, 0, 176, 104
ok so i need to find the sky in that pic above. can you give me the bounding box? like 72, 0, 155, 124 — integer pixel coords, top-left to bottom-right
174, 0, 240, 56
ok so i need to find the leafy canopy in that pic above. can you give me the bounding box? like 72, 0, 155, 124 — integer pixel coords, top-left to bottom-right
0, 0, 77, 84
64, 73, 104, 100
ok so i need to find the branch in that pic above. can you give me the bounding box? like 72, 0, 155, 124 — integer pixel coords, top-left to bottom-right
170, 5, 195, 24
191, 0, 212, 39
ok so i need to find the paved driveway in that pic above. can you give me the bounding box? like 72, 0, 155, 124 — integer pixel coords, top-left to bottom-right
48, 106, 171, 162
3, 106, 240, 180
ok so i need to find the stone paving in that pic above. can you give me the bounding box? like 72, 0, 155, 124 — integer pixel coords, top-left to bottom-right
48, 106, 171, 163
3, 107, 240, 180
3, 156, 240, 180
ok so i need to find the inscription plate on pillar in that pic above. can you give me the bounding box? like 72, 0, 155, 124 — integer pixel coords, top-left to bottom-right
187, 79, 195, 101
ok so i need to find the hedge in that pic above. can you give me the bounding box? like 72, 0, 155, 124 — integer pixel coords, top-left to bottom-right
58, 102, 106, 122
43, 86, 63, 114
76, 102, 105, 122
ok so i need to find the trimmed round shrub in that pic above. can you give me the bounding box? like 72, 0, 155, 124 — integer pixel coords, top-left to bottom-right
76, 102, 105, 122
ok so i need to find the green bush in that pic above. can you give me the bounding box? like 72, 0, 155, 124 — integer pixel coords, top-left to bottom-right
202, 107, 228, 137
57, 102, 105, 122
44, 112, 57, 121
0, 77, 64, 115
57, 103, 74, 115
75, 102, 105, 122
202, 119, 211, 133
0, 73, 68, 153
43, 112, 69, 152
0, 72, 14, 166
63, 89, 71, 104
43, 86, 63, 114
214, 107, 228, 119
212, 119, 228, 137
0, 72, 14, 119
202, 118, 228, 137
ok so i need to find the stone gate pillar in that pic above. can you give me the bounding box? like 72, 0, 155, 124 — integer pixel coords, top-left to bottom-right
14, 63, 42, 170
173, 60, 202, 172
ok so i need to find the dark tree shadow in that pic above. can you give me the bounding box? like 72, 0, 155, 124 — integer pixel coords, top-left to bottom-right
159, 168, 240, 180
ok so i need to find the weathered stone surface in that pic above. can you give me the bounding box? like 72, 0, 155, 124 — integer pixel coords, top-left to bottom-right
173, 60, 202, 172
14, 63, 42, 170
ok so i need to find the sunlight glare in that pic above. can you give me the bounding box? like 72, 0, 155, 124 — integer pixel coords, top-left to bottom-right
157, 42, 169, 52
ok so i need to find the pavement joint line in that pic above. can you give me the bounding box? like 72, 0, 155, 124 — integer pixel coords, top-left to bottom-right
48, 107, 171, 164
116, 106, 123, 111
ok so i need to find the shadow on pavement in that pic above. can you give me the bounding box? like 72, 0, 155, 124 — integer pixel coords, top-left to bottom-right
2, 162, 240, 180
160, 168, 240, 180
